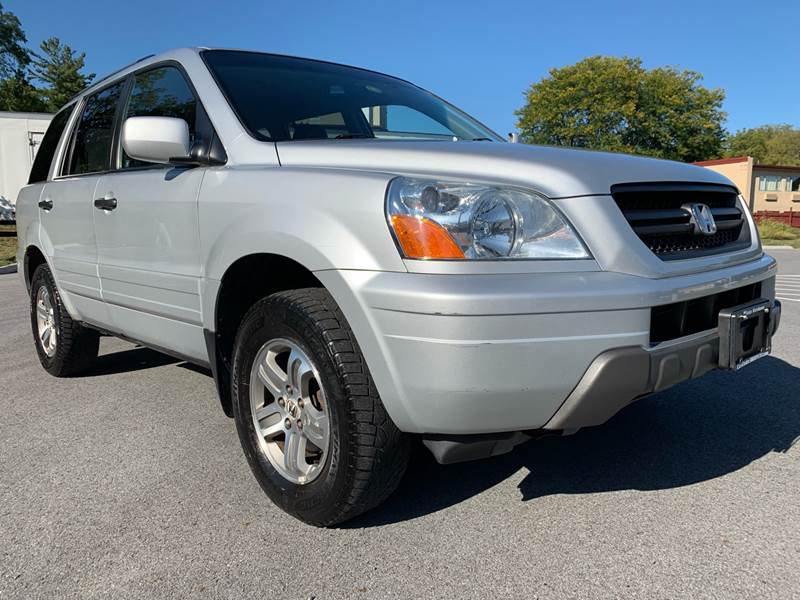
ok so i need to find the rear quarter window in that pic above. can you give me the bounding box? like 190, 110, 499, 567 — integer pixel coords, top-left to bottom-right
28, 106, 74, 184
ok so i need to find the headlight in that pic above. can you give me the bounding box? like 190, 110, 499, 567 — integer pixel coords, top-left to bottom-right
386, 177, 590, 260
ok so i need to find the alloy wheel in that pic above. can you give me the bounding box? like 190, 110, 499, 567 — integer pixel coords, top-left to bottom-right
249, 338, 331, 484
35, 286, 57, 357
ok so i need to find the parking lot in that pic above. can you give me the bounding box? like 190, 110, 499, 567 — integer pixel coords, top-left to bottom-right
1, 250, 799, 600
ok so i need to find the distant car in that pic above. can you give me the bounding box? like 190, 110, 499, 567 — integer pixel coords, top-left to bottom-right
16, 48, 781, 526
0, 197, 15, 222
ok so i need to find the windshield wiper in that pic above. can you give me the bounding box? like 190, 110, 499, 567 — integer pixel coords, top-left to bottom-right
335, 133, 375, 139
470, 137, 493, 141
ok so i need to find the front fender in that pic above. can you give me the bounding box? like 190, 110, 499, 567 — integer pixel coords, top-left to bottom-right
198, 165, 408, 329
200, 166, 407, 276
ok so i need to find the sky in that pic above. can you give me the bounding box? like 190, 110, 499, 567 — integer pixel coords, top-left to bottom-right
6, 0, 799, 137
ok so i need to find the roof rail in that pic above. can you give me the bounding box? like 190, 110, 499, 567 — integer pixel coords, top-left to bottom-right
67, 53, 155, 103
90, 53, 156, 87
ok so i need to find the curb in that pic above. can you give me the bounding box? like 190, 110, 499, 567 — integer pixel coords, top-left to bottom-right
0, 263, 18, 275
763, 245, 796, 250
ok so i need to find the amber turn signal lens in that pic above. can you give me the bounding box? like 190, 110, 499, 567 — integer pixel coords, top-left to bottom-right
390, 214, 464, 259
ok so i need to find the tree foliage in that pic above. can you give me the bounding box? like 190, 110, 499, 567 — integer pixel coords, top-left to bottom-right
515, 56, 726, 162
0, 1, 29, 78
30, 37, 94, 111
725, 125, 800, 166
0, 5, 93, 112
0, 72, 46, 111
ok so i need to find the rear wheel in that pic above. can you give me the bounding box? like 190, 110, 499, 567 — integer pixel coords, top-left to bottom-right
30, 264, 99, 376
231, 288, 410, 526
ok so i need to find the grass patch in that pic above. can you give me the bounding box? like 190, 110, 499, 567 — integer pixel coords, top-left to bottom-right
762, 238, 800, 249
758, 219, 800, 248
0, 224, 17, 267
758, 219, 799, 240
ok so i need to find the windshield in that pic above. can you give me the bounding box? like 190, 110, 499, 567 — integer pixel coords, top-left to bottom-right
202, 50, 503, 143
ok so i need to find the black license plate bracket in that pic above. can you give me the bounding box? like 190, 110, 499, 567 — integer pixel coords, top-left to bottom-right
718, 299, 774, 370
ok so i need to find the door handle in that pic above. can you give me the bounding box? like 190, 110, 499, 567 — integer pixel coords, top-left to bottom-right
94, 196, 118, 211
38, 197, 53, 211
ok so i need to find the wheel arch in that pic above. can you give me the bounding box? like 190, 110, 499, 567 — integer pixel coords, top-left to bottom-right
207, 252, 325, 416
23, 244, 48, 291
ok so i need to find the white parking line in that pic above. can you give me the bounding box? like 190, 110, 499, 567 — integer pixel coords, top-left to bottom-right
772, 274, 800, 303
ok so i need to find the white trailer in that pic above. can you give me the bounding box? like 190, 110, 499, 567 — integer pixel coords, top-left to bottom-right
0, 111, 53, 221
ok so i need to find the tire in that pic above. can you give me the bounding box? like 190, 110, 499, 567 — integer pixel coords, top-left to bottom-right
30, 264, 99, 377
231, 288, 410, 526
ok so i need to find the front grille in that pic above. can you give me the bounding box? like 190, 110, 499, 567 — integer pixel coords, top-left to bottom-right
650, 282, 762, 344
612, 182, 751, 260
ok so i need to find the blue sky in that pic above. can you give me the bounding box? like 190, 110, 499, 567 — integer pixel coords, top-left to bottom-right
7, 0, 799, 136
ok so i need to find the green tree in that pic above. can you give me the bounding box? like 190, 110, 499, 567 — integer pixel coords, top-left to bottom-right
0, 1, 46, 111
0, 1, 29, 78
515, 56, 726, 162
725, 125, 800, 166
30, 37, 94, 111
0, 72, 45, 111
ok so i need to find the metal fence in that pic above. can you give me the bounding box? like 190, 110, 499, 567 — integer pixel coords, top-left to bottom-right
754, 209, 800, 228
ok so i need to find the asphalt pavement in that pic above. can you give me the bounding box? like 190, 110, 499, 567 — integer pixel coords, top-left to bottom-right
1, 252, 799, 600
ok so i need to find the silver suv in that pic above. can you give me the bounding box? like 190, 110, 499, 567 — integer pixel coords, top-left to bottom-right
16, 48, 781, 526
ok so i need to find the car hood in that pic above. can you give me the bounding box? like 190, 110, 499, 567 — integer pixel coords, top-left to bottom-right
275, 140, 734, 198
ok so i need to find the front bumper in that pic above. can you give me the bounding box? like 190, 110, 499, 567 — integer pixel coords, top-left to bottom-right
317, 253, 777, 435
547, 297, 780, 431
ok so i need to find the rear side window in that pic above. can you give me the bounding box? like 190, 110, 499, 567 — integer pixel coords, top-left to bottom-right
64, 81, 125, 175
120, 66, 198, 169
28, 106, 73, 184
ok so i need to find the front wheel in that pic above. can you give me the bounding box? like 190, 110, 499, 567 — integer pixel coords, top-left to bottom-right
231, 288, 410, 526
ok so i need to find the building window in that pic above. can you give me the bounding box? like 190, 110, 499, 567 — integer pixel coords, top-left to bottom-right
759, 175, 782, 191
791, 176, 800, 192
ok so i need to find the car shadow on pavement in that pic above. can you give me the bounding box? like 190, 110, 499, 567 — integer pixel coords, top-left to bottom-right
345, 356, 800, 528
177, 362, 213, 377
87, 346, 180, 376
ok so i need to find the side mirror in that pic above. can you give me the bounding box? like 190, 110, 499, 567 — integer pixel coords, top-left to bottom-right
121, 116, 192, 164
